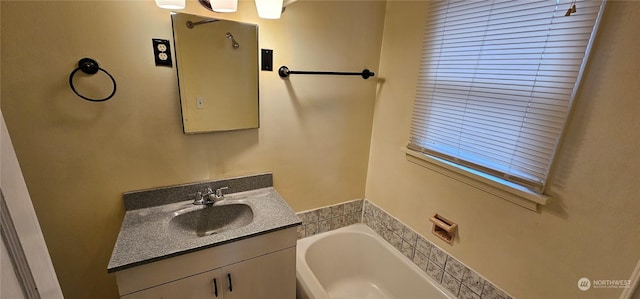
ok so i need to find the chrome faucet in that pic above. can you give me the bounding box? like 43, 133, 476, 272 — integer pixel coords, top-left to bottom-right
192, 187, 229, 205
192, 187, 214, 205
214, 186, 229, 200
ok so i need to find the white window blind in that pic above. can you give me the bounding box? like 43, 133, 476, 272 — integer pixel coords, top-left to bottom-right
409, 0, 605, 193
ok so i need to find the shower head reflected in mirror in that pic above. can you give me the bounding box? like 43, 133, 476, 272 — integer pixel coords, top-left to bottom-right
226, 32, 240, 49
186, 19, 219, 29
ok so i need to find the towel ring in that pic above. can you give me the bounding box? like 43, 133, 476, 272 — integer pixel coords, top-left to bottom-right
68, 58, 117, 102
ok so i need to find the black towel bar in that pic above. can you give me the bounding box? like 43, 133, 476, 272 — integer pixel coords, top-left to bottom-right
278, 66, 375, 80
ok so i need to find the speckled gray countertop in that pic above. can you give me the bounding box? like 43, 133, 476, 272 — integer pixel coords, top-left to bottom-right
107, 174, 301, 273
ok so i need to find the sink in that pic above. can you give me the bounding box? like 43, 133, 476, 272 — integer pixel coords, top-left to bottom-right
169, 203, 254, 237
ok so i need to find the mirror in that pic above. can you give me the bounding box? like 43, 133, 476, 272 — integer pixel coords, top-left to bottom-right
171, 13, 259, 133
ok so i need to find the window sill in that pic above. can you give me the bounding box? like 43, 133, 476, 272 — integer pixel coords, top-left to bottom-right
402, 147, 549, 211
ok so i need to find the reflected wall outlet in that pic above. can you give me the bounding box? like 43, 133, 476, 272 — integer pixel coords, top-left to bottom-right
152, 39, 173, 67
196, 97, 204, 109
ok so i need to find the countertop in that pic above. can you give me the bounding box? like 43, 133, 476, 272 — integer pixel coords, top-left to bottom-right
107, 186, 301, 273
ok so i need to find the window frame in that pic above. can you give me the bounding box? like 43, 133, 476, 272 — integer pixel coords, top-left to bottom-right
406, 0, 608, 210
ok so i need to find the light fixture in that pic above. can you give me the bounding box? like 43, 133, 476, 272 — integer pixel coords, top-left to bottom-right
255, 0, 285, 19
156, 0, 297, 19
155, 0, 185, 10
211, 0, 238, 13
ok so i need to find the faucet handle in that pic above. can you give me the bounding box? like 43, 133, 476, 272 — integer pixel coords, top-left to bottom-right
215, 187, 229, 199
191, 191, 205, 205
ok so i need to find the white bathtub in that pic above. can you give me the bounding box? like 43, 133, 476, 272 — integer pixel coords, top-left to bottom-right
296, 224, 454, 299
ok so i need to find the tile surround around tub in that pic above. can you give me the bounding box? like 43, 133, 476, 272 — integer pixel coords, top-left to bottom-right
296, 199, 363, 239
296, 199, 513, 299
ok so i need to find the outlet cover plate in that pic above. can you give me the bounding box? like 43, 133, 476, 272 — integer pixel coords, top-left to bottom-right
152, 39, 173, 67
261, 49, 273, 71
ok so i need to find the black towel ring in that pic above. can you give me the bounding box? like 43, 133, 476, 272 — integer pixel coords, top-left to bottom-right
68, 58, 117, 102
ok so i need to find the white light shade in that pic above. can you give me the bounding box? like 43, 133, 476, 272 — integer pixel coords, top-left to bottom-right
211, 0, 238, 13
155, 0, 185, 9
255, 0, 284, 19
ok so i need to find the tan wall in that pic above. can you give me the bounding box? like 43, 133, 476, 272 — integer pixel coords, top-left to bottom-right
0, 0, 385, 297
366, 1, 640, 299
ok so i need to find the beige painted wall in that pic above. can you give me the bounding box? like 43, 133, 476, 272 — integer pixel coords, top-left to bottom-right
366, 1, 640, 299
0, 0, 385, 297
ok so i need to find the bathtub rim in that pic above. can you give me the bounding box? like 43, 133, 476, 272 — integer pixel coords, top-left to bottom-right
296, 223, 455, 299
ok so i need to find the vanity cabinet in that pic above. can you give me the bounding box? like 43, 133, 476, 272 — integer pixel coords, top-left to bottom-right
115, 227, 297, 299
122, 248, 294, 299
219, 248, 295, 299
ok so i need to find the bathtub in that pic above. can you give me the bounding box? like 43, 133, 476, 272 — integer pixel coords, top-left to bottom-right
296, 223, 454, 299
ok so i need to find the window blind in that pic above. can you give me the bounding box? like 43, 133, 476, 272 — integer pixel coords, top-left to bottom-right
409, 0, 605, 192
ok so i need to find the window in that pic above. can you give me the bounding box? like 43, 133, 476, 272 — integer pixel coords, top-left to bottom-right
408, 0, 606, 196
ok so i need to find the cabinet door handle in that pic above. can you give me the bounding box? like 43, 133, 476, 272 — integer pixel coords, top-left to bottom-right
227, 273, 233, 292
213, 278, 218, 297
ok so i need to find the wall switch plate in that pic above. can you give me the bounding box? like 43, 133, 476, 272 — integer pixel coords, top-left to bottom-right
152, 39, 172, 67
261, 49, 273, 71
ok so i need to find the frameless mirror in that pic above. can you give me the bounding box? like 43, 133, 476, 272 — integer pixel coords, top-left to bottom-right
171, 13, 259, 133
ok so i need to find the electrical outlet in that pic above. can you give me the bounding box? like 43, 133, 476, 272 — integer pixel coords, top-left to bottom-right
196, 97, 204, 109
152, 39, 172, 67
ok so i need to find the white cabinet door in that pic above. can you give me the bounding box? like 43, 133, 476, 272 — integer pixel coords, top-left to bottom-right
122, 247, 296, 299
122, 268, 223, 299
222, 247, 296, 299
